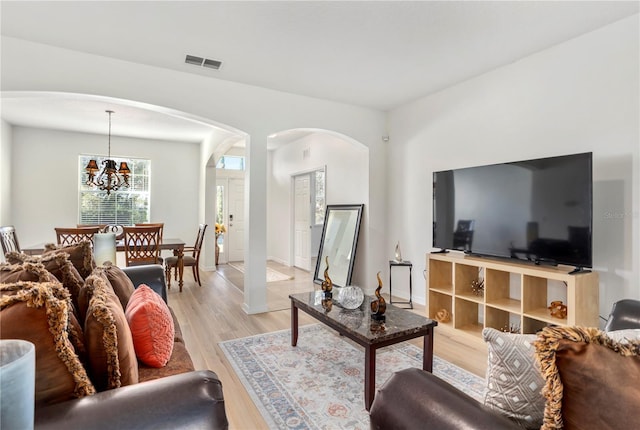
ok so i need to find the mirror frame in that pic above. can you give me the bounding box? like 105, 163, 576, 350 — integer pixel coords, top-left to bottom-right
313, 204, 364, 288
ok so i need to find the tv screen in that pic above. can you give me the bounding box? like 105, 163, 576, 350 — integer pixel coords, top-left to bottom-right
433, 152, 593, 268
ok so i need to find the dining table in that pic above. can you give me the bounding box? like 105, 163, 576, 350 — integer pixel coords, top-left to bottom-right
22, 238, 188, 292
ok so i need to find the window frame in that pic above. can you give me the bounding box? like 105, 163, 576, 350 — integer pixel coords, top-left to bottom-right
78, 155, 151, 225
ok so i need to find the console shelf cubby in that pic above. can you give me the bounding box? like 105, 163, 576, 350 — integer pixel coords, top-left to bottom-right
427, 253, 599, 339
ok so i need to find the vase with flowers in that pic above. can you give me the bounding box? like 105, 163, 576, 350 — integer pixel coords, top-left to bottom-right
215, 223, 226, 265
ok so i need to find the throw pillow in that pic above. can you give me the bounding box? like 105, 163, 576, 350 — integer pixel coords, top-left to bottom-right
5, 251, 85, 314
82, 272, 139, 391
482, 327, 545, 429
125, 284, 175, 368
102, 262, 135, 310
44, 239, 95, 279
0, 261, 59, 284
0, 263, 88, 361
535, 325, 640, 430
0, 281, 95, 406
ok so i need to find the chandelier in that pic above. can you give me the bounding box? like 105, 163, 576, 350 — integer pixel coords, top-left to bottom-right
85, 110, 130, 195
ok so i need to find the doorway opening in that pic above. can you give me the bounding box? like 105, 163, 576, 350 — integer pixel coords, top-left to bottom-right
292, 168, 326, 271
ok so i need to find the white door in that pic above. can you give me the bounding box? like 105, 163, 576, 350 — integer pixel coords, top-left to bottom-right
294, 175, 311, 270
228, 178, 245, 262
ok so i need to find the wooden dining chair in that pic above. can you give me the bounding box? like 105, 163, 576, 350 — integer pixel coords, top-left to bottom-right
122, 225, 163, 267
55, 227, 101, 246
165, 223, 207, 287
77, 224, 107, 231
0, 225, 21, 255
135, 223, 164, 244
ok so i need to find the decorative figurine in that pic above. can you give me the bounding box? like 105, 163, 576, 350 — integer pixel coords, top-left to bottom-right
435, 308, 451, 323
321, 256, 333, 299
548, 301, 568, 319
500, 324, 521, 334
394, 242, 403, 263
338, 285, 365, 309
370, 271, 387, 322
471, 278, 484, 297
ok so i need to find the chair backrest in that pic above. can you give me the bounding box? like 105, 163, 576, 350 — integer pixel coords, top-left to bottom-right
0, 225, 21, 255
122, 225, 162, 266
191, 224, 208, 259
135, 223, 164, 244
55, 227, 101, 246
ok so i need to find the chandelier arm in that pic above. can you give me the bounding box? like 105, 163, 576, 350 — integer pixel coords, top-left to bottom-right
84, 110, 129, 195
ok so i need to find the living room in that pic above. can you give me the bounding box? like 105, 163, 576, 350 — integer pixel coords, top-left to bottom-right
1, 2, 639, 429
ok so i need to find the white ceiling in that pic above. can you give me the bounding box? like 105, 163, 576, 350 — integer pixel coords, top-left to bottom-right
1, 1, 638, 142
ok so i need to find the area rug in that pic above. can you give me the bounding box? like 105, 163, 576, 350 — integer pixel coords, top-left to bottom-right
228, 262, 294, 282
219, 324, 485, 429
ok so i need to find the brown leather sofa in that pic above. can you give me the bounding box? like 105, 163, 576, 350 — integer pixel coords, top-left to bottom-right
41, 264, 229, 429
1, 253, 228, 430
35, 369, 227, 429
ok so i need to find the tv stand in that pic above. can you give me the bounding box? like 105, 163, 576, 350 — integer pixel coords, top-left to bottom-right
427, 253, 599, 338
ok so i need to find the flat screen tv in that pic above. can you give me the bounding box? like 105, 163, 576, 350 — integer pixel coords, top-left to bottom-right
433, 152, 593, 270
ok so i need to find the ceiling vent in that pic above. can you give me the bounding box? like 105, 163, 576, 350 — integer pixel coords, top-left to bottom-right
185, 54, 222, 70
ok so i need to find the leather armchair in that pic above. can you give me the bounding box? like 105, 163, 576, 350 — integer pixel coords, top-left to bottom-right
604, 299, 640, 331
370, 299, 640, 430
369, 368, 519, 430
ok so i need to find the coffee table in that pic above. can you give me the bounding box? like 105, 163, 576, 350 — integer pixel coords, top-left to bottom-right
289, 291, 437, 411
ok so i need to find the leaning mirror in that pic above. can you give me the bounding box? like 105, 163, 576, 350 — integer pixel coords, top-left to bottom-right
314, 204, 364, 288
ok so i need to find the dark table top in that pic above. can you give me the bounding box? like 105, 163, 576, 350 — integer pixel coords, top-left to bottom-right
290, 291, 436, 346
22, 238, 185, 255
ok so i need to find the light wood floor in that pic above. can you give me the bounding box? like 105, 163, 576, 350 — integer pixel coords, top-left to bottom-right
168, 263, 488, 429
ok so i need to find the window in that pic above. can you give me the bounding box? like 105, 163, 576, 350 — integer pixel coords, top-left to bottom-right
216, 155, 245, 170
78, 156, 151, 225
314, 170, 326, 225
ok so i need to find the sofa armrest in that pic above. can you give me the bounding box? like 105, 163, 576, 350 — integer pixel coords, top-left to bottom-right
122, 264, 168, 303
35, 370, 228, 430
369, 368, 519, 430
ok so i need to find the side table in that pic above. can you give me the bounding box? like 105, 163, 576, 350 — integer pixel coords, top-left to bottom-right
389, 260, 413, 309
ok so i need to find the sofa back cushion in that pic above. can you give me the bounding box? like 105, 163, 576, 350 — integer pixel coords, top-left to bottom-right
102, 263, 135, 309
0, 281, 95, 406
82, 271, 139, 391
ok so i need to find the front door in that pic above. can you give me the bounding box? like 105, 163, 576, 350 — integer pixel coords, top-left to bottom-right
228, 178, 245, 262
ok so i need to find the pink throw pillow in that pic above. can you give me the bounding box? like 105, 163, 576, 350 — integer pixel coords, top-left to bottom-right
125, 284, 174, 368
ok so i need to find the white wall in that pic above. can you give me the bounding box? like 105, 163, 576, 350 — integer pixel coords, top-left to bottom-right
10, 126, 200, 249
0, 120, 11, 226
1, 36, 386, 313
387, 15, 640, 318
268, 132, 369, 284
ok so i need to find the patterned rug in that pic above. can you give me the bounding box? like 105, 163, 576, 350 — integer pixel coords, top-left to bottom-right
219, 324, 485, 429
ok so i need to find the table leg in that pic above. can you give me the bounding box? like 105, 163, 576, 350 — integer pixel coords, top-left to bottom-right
423, 326, 434, 372
365, 345, 376, 411
291, 300, 299, 347
408, 265, 413, 309
388, 263, 393, 304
